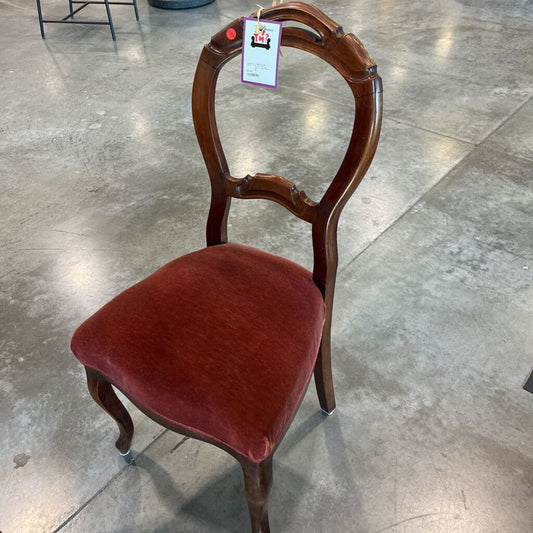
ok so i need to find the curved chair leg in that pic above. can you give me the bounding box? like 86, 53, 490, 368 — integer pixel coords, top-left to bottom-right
241, 456, 273, 533
85, 367, 134, 456
314, 334, 336, 415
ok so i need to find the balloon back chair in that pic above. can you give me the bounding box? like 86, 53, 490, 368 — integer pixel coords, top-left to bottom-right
70, 2, 382, 531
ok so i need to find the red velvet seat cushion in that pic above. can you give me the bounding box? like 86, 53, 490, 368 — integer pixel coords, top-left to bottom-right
71, 243, 325, 463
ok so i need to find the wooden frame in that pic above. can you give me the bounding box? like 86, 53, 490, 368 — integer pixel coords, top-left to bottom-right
192, 2, 383, 416
82, 3, 382, 532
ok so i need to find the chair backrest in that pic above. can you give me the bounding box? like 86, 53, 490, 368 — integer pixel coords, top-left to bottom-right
192, 1, 382, 310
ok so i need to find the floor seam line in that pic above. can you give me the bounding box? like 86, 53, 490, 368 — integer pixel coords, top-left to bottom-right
340, 147, 475, 274
274, 88, 478, 146
52, 428, 169, 532
478, 144, 533, 164
276, 85, 355, 108
340, 94, 533, 274
473, 93, 533, 146
384, 116, 475, 145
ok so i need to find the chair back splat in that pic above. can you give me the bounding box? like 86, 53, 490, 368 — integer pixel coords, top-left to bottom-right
70, 3, 382, 532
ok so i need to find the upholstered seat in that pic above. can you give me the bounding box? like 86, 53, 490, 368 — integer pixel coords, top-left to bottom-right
71, 243, 325, 462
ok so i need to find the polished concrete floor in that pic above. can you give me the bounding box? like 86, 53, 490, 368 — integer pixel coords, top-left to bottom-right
1, 0, 532, 531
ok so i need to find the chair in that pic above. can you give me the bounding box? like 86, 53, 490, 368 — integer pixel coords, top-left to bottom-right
70, 2, 382, 531
36, 0, 139, 41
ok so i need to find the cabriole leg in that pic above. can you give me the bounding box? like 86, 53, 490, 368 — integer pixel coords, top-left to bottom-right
85, 367, 134, 456
241, 456, 273, 533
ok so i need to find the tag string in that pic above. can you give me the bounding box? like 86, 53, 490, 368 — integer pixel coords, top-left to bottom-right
255, 2, 284, 57
256, 4, 264, 32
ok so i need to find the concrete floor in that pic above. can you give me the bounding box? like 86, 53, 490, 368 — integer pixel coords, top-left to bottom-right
1, 0, 532, 531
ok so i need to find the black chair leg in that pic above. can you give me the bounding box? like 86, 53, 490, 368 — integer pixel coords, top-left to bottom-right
132, 0, 139, 21
36, 0, 46, 38
103, 0, 116, 41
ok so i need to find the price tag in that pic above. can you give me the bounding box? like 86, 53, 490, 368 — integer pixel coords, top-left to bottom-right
241, 17, 282, 88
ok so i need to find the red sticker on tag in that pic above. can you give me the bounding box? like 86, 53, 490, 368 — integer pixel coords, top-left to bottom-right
226, 28, 236, 40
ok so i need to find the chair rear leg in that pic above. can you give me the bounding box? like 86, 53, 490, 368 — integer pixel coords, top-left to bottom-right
85, 367, 134, 457
314, 335, 336, 415
241, 456, 273, 533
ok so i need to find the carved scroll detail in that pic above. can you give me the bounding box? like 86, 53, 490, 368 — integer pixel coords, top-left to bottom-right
225, 173, 317, 222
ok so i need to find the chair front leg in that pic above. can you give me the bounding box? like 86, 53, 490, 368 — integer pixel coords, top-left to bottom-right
241, 455, 273, 533
85, 367, 134, 458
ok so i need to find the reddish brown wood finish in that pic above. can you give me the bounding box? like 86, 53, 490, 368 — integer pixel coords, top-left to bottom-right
86, 367, 134, 454
192, 1, 383, 417
82, 3, 382, 532
241, 456, 273, 533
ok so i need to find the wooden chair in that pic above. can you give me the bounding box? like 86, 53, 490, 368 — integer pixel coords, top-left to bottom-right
70, 2, 382, 531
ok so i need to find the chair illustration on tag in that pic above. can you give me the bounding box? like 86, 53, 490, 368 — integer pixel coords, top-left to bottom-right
70, 2, 383, 531
251, 33, 271, 49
